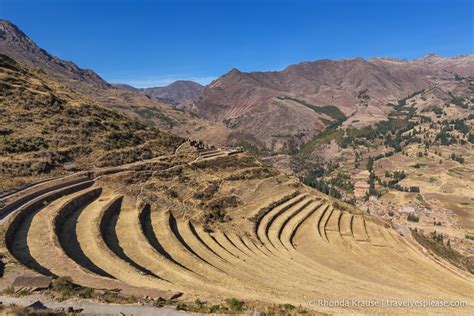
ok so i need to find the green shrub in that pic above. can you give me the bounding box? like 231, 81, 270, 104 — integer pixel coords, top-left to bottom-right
276, 96, 347, 121
299, 127, 344, 156
297, 305, 308, 314
430, 231, 444, 243
328, 171, 354, 192
203, 195, 240, 223
103, 130, 142, 150
176, 303, 189, 311
468, 133, 474, 144
407, 213, 419, 222
16, 289, 30, 297
280, 303, 296, 311
367, 156, 374, 172
1, 136, 48, 153
209, 305, 222, 313
193, 182, 219, 200
225, 298, 245, 311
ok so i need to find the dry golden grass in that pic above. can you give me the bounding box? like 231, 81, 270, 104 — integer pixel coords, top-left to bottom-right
0, 54, 182, 193
1, 151, 473, 314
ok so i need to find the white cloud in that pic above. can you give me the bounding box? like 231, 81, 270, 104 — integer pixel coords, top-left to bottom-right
109, 74, 217, 88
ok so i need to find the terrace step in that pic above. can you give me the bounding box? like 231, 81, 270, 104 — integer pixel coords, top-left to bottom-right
75, 193, 170, 289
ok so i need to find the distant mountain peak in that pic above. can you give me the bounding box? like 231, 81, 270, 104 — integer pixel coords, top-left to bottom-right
417, 53, 443, 62
227, 67, 244, 75
112, 83, 139, 92
194, 54, 474, 150
166, 80, 204, 88
0, 19, 25, 35
368, 56, 406, 62
0, 19, 26, 37
421, 53, 441, 58
140, 80, 205, 106
0, 19, 41, 53
0, 19, 109, 89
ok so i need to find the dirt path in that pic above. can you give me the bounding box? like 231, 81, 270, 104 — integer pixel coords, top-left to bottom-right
0, 295, 196, 316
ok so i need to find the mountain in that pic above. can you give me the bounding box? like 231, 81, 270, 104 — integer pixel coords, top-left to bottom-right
0, 54, 182, 191
112, 83, 140, 92
0, 20, 473, 314
193, 55, 474, 151
113, 80, 204, 106
1, 55, 473, 308
0, 19, 230, 145
0, 19, 109, 89
142, 80, 204, 106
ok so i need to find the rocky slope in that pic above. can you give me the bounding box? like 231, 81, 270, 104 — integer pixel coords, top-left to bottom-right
0, 20, 109, 89
111, 83, 140, 92
0, 20, 472, 314
0, 19, 229, 143
142, 80, 204, 106
0, 54, 182, 192
114, 80, 204, 107
193, 55, 474, 151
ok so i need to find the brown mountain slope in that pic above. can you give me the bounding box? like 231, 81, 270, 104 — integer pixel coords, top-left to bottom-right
193, 55, 474, 151
0, 22, 473, 313
0, 19, 229, 144
0, 54, 182, 192
112, 83, 140, 92
114, 80, 204, 107
0, 19, 109, 89
142, 80, 204, 106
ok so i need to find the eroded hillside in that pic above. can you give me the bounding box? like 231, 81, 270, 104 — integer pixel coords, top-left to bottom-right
0, 54, 182, 192
0, 59, 472, 313
288, 77, 474, 265
0, 19, 231, 146
0, 18, 473, 315
0, 143, 473, 314
194, 55, 474, 151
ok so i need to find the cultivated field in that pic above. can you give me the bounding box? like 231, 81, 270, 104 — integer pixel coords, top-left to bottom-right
0, 144, 473, 314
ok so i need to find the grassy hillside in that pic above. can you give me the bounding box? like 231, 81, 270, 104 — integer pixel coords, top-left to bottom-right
0, 54, 183, 192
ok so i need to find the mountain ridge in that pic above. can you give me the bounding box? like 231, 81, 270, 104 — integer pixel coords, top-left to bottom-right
0, 53, 182, 191
193, 53, 474, 151
0, 19, 109, 89
113, 80, 204, 106
0, 19, 230, 145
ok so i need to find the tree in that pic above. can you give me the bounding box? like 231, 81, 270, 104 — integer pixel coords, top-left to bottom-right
409, 186, 420, 192
454, 120, 469, 134
468, 133, 474, 144
367, 156, 374, 172
407, 213, 419, 222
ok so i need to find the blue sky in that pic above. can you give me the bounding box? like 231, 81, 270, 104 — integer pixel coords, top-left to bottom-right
1, 0, 472, 87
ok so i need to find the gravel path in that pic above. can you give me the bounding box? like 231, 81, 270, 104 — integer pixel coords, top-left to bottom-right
0, 295, 197, 315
